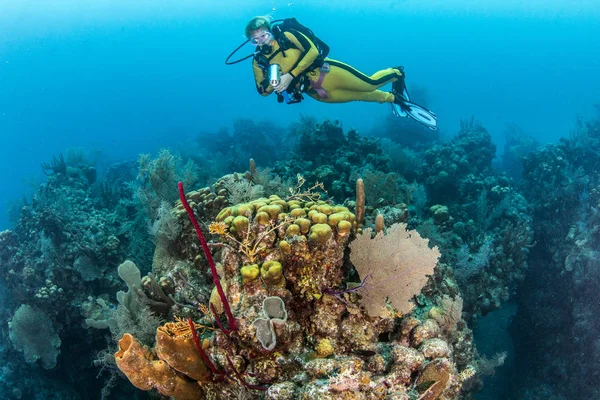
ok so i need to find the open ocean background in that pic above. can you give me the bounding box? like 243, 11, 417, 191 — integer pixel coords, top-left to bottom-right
1, 0, 599, 229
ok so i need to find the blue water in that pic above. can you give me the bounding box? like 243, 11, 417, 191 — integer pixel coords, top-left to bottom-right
2, 2, 600, 399
1, 0, 599, 229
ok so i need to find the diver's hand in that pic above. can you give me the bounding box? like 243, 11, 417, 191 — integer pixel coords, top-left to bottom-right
274, 73, 293, 93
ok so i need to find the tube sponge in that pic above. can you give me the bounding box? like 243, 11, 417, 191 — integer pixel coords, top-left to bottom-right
115, 333, 202, 400
155, 327, 210, 381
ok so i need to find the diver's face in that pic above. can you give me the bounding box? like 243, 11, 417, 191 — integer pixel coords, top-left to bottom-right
250, 28, 273, 46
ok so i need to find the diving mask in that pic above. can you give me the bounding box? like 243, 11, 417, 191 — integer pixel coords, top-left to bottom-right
250, 31, 273, 46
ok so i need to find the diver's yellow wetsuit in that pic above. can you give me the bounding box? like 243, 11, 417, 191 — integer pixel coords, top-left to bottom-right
252, 29, 402, 104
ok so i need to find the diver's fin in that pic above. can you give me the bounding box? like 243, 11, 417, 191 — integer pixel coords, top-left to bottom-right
401, 87, 410, 102
392, 96, 438, 131
392, 71, 410, 102
405, 101, 437, 131
391, 102, 407, 117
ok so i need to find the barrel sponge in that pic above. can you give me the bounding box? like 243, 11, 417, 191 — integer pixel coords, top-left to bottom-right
8, 304, 61, 369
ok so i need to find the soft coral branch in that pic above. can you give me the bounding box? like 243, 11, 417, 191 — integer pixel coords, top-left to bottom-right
178, 182, 237, 332
226, 355, 268, 391
188, 317, 226, 381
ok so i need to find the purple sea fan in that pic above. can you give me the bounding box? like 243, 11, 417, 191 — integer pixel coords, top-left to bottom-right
349, 223, 441, 317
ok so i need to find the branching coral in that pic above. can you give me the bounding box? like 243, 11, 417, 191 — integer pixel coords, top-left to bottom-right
208, 216, 289, 264
286, 174, 326, 202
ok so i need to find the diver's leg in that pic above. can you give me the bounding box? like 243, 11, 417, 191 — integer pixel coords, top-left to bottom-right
312, 89, 394, 104
321, 60, 403, 92
308, 61, 437, 130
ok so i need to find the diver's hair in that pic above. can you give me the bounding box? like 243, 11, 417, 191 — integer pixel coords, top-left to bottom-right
245, 16, 272, 38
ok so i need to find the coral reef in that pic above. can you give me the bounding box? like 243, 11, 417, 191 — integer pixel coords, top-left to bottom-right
508, 113, 600, 400
274, 118, 391, 201
0, 151, 148, 398
115, 181, 475, 399
0, 115, 542, 399
413, 122, 533, 319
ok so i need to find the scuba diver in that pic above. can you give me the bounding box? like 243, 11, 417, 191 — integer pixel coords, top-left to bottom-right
226, 16, 437, 131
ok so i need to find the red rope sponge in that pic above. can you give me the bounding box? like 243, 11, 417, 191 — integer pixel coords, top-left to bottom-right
178, 182, 237, 332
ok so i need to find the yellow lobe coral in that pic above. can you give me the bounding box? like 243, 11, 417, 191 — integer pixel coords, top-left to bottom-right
311, 212, 328, 224
279, 240, 291, 254
231, 216, 249, 236
269, 199, 288, 210
250, 200, 268, 211
115, 333, 202, 400
309, 224, 333, 244
316, 204, 333, 215
233, 203, 253, 217
327, 212, 354, 227
295, 218, 312, 234
290, 208, 306, 218
337, 220, 352, 236
286, 224, 301, 237
241, 264, 260, 283
255, 211, 271, 225
216, 206, 232, 221
261, 260, 285, 287
257, 204, 283, 219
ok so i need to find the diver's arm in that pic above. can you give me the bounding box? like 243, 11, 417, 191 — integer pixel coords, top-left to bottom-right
253, 60, 273, 96
284, 30, 319, 78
